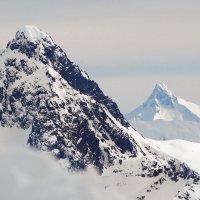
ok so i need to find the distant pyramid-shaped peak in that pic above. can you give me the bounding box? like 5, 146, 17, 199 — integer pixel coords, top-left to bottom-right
126, 82, 200, 122
149, 82, 176, 106
153, 82, 173, 97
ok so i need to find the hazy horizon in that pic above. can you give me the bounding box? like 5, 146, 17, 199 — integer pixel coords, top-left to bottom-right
1, 0, 200, 112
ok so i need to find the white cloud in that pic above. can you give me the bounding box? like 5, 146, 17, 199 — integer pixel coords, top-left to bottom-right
0, 128, 124, 200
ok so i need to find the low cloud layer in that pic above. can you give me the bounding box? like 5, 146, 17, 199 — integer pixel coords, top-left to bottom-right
0, 128, 124, 200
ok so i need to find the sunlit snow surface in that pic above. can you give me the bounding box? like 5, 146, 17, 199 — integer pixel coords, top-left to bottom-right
148, 139, 200, 174
16, 25, 54, 45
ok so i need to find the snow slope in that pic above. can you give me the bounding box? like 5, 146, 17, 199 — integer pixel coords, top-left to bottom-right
148, 138, 200, 174
178, 97, 200, 119
125, 82, 200, 122
133, 120, 200, 142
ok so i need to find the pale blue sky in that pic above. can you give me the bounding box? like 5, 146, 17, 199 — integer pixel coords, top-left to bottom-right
1, 0, 200, 112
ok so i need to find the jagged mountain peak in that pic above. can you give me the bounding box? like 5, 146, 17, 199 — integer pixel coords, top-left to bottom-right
0, 25, 136, 172
154, 82, 173, 96
126, 83, 200, 122
3, 25, 129, 129
13, 25, 54, 44
148, 82, 177, 107
5, 25, 55, 60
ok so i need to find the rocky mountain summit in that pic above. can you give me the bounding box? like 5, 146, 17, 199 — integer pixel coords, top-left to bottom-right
0, 25, 143, 172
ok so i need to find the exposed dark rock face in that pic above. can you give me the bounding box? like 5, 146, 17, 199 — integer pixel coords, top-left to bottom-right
0, 26, 139, 172
7, 27, 129, 128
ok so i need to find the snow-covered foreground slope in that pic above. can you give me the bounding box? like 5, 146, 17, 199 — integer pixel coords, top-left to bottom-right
148, 138, 200, 174
133, 120, 200, 142
125, 83, 200, 122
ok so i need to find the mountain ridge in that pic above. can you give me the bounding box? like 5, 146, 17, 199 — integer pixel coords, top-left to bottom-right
0, 25, 141, 172
125, 82, 200, 122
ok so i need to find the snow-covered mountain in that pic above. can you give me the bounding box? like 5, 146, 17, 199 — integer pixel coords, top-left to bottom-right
1, 26, 200, 199
125, 83, 200, 142
125, 82, 200, 122
0, 25, 141, 172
